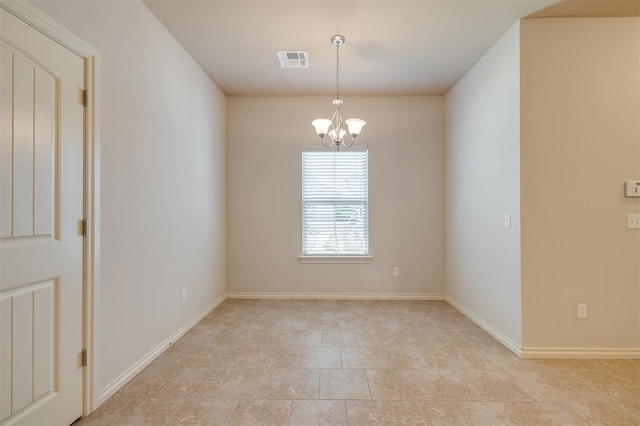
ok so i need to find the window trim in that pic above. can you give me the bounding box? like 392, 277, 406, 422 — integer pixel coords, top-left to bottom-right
300, 146, 371, 260
298, 255, 373, 264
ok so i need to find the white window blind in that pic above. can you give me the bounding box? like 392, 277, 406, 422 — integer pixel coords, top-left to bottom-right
302, 149, 369, 256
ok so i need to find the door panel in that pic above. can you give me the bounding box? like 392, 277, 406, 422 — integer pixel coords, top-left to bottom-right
0, 7, 84, 426
34, 67, 56, 238
0, 46, 11, 239
0, 45, 58, 241
1, 281, 57, 415
11, 55, 35, 238
0, 297, 11, 419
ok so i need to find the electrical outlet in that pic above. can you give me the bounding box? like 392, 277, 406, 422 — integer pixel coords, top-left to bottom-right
627, 214, 640, 229
393, 266, 400, 277
577, 303, 587, 319
181, 288, 187, 303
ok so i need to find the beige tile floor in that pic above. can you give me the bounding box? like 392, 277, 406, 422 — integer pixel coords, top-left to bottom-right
78, 300, 639, 425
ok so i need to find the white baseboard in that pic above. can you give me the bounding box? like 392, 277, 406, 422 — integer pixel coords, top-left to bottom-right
445, 295, 640, 360
445, 295, 523, 357
225, 292, 446, 300
96, 293, 227, 405
521, 347, 640, 359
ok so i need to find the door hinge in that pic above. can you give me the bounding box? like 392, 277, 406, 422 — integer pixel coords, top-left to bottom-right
82, 90, 88, 107
82, 349, 87, 367
81, 219, 87, 236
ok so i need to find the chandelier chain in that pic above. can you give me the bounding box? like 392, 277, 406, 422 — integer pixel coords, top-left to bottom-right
335, 41, 340, 100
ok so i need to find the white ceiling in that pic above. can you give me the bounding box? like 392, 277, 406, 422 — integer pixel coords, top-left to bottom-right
143, 0, 637, 97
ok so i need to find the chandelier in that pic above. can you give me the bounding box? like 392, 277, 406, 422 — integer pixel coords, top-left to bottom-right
312, 35, 366, 151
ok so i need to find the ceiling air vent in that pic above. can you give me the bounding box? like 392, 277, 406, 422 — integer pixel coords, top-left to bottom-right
277, 51, 308, 68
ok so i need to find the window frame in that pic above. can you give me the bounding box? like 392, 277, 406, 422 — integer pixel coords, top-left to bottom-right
299, 146, 372, 264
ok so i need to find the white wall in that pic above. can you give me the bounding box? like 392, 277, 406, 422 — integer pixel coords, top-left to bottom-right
445, 17, 640, 355
227, 97, 444, 296
30, 0, 227, 396
444, 23, 522, 346
520, 18, 640, 350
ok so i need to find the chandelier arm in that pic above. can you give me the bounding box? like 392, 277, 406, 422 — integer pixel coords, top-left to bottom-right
342, 137, 356, 148
320, 137, 335, 148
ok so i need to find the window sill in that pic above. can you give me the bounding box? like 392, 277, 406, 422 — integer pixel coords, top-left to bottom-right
298, 255, 373, 264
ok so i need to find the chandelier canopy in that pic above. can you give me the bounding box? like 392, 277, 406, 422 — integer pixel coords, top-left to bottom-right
312, 35, 366, 151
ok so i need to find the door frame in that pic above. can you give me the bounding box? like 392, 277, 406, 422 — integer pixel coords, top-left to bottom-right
0, 0, 100, 417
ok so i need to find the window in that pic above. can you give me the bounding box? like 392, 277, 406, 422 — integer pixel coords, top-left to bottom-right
301, 148, 369, 258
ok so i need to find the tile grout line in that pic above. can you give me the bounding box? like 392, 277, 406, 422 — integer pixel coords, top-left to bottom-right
363, 368, 373, 401
285, 399, 292, 425
224, 399, 240, 426
344, 399, 350, 426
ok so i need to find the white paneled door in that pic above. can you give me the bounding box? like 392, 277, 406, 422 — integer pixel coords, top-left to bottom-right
0, 8, 84, 426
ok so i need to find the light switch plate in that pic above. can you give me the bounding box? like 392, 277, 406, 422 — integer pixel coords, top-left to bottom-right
628, 214, 640, 229
577, 303, 587, 319
625, 181, 640, 197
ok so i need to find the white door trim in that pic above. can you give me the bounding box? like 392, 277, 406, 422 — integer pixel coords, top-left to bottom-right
0, 0, 100, 416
